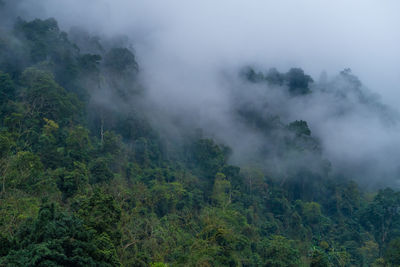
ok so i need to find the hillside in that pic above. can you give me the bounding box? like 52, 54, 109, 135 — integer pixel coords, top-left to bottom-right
0, 4, 400, 267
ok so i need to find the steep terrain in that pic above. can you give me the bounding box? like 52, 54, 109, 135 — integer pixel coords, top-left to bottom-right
0, 4, 400, 266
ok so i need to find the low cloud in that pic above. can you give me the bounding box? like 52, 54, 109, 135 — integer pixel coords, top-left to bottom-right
7, 0, 400, 187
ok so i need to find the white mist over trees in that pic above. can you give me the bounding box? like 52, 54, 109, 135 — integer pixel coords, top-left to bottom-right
3, 1, 400, 266
6, 0, 400, 187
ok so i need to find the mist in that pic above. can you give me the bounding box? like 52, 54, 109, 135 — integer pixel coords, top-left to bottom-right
8, 0, 400, 187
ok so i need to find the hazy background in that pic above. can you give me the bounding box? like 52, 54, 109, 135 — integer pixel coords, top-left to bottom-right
10, 0, 400, 187
29, 0, 400, 103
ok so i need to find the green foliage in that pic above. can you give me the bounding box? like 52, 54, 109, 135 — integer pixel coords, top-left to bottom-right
0, 130, 15, 158
93, 232, 121, 266
359, 240, 379, 266
55, 162, 89, 200
0, 13, 399, 267
211, 172, 231, 207
0, 203, 120, 266
0, 195, 40, 236
310, 248, 330, 267
36, 118, 62, 168
361, 188, 400, 252
14, 17, 81, 90
5, 151, 44, 192
285, 68, 313, 95
242, 66, 265, 83
150, 181, 187, 217
89, 157, 114, 184
72, 189, 122, 244
15, 18, 61, 63
104, 47, 138, 74
261, 235, 301, 267
0, 71, 15, 105
78, 54, 101, 75
384, 237, 400, 266
21, 68, 82, 124
66, 125, 91, 164
102, 131, 123, 156
190, 138, 226, 179
134, 137, 151, 166
242, 66, 313, 95
288, 120, 311, 136
302, 202, 322, 224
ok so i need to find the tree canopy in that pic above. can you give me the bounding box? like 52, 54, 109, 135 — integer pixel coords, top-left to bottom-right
0, 10, 398, 267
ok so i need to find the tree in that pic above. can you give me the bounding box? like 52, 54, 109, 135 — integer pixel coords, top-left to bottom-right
302, 202, 322, 225
72, 189, 122, 244
78, 54, 101, 76
5, 151, 44, 193
0, 71, 15, 106
37, 118, 62, 168
89, 157, 114, 184
15, 18, 61, 63
0, 132, 15, 194
310, 247, 330, 267
104, 47, 138, 74
65, 125, 91, 164
287, 120, 311, 136
0, 195, 40, 237
241, 66, 264, 83
359, 240, 379, 266
261, 235, 301, 267
55, 162, 89, 200
20, 68, 81, 125
190, 139, 226, 179
14, 17, 81, 90
211, 173, 231, 208
385, 237, 400, 266
101, 131, 123, 156
285, 68, 313, 95
265, 68, 284, 86
361, 188, 400, 254
0, 203, 120, 266
134, 137, 151, 167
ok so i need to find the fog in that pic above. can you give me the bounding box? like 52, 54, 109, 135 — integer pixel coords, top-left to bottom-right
31, 0, 400, 101
9, 0, 400, 187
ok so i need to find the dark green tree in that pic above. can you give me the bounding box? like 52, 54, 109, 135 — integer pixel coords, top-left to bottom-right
384, 237, 400, 266
21, 68, 81, 125
89, 158, 114, 184
0, 203, 120, 266
287, 120, 311, 136
72, 189, 122, 244
0, 71, 15, 106
361, 188, 400, 254
261, 235, 301, 267
104, 47, 138, 74
285, 68, 313, 95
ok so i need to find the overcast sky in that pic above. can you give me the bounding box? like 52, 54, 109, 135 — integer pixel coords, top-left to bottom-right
31, 0, 400, 106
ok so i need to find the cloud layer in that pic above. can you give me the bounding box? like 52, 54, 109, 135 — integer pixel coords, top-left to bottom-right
11, 0, 400, 187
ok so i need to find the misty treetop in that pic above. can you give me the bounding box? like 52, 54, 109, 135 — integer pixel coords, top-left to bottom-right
1, 1, 400, 266
242, 66, 313, 95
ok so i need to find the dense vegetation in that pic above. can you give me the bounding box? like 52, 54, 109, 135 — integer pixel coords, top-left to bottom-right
1, 6, 400, 267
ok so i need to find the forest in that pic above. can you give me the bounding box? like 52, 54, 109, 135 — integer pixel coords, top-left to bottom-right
1, 1, 400, 266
